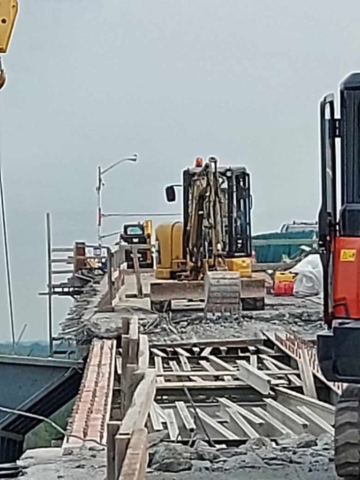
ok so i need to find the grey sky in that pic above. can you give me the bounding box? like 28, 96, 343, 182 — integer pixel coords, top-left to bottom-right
0, 0, 357, 340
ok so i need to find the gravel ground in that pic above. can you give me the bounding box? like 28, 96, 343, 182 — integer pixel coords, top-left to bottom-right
146, 302, 323, 344
148, 467, 336, 480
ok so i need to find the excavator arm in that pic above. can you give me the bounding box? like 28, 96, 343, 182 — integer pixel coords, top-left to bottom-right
0, 0, 19, 88
185, 157, 241, 315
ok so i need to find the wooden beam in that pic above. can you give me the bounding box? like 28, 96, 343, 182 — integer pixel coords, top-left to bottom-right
128, 317, 139, 365
106, 421, 121, 480
119, 427, 148, 480
297, 406, 334, 436
252, 407, 295, 437
149, 404, 164, 432
207, 355, 235, 382
217, 398, 265, 430
164, 409, 179, 440
155, 357, 165, 384
264, 398, 309, 434
155, 380, 246, 389
275, 387, 334, 424
175, 401, 196, 432
178, 355, 204, 383
150, 348, 168, 358
298, 349, 317, 399
132, 245, 143, 298
196, 409, 238, 440
226, 408, 259, 439
236, 360, 272, 395
117, 370, 156, 469
138, 335, 149, 372
150, 337, 264, 349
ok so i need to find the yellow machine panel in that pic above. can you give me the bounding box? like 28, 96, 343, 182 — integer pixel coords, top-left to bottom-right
225, 257, 252, 278
155, 222, 185, 279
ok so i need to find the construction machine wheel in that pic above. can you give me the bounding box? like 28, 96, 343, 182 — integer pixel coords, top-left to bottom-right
335, 384, 360, 479
204, 271, 241, 316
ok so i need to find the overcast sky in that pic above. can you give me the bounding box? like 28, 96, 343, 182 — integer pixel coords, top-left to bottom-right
0, 0, 358, 341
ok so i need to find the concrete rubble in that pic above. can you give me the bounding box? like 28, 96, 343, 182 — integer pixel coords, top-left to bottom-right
147, 434, 335, 480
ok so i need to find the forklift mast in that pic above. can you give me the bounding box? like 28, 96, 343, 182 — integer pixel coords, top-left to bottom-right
318, 73, 360, 383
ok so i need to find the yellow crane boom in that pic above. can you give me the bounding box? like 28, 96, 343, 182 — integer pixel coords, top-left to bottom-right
0, 0, 18, 88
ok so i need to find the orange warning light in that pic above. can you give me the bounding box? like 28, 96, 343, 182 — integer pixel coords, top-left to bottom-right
195, 157, 203, 167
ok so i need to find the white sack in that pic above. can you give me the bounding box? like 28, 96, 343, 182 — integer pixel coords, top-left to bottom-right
290, 253, 323, 297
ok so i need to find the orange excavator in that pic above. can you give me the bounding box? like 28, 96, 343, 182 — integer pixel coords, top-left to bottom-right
317, 73, 360, 479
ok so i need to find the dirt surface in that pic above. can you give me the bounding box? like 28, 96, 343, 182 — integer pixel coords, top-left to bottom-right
18, 446, 106, 479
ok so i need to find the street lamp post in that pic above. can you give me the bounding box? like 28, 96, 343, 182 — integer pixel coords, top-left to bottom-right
96, 153, 138, 245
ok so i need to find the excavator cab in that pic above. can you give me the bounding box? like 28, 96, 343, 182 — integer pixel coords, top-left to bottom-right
317, 73, 360, 479
317, 75, 360, 383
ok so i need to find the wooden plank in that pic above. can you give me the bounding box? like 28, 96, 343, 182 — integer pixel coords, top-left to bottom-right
132, 245, 143, 298
198, 360, 215, 381
128, 316, 139, 365
236, 360, 272, 395
264, 398, 309, 434
217, 398, 265, 428
138, 335, 149, 372
149, 404, 164, 431
297, 406, 334, 436
155, 370, 258, 378
298, 349, 317, 399
119, 427, 148, 480
150, 348, 168, 358
104, 340, 117, 432
155, 380, 246, 389
106, 421, 120, 480
201, 347, 213, 357
227, 408, 259, 439
164, 409, 179, 440
116, 356, 122, 375
153, 402, 167, 422
179, 355, 204, 383
155, 357, 165, 384
117, 371, 156, 470
150, 337, 263, 349
175, 347, 191, 357
252, 407, 295, 437
207, 355, 234, 382
259, 354, 293, 371
175, 401, 196, 431
260, 355, 302, 387
275, 387, 335, 424
250, 354, 258, 369
169, 360, 181, 379
196, 409, 238, 440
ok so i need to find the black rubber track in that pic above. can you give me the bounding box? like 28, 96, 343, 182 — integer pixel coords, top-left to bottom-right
335, 385, 360, 479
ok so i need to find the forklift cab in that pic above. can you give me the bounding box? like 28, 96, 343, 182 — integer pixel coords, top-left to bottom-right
120, 223, 148, 245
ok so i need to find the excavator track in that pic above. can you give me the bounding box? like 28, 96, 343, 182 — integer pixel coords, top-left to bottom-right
204, 270, 241, 316
335, 384, 360, 479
